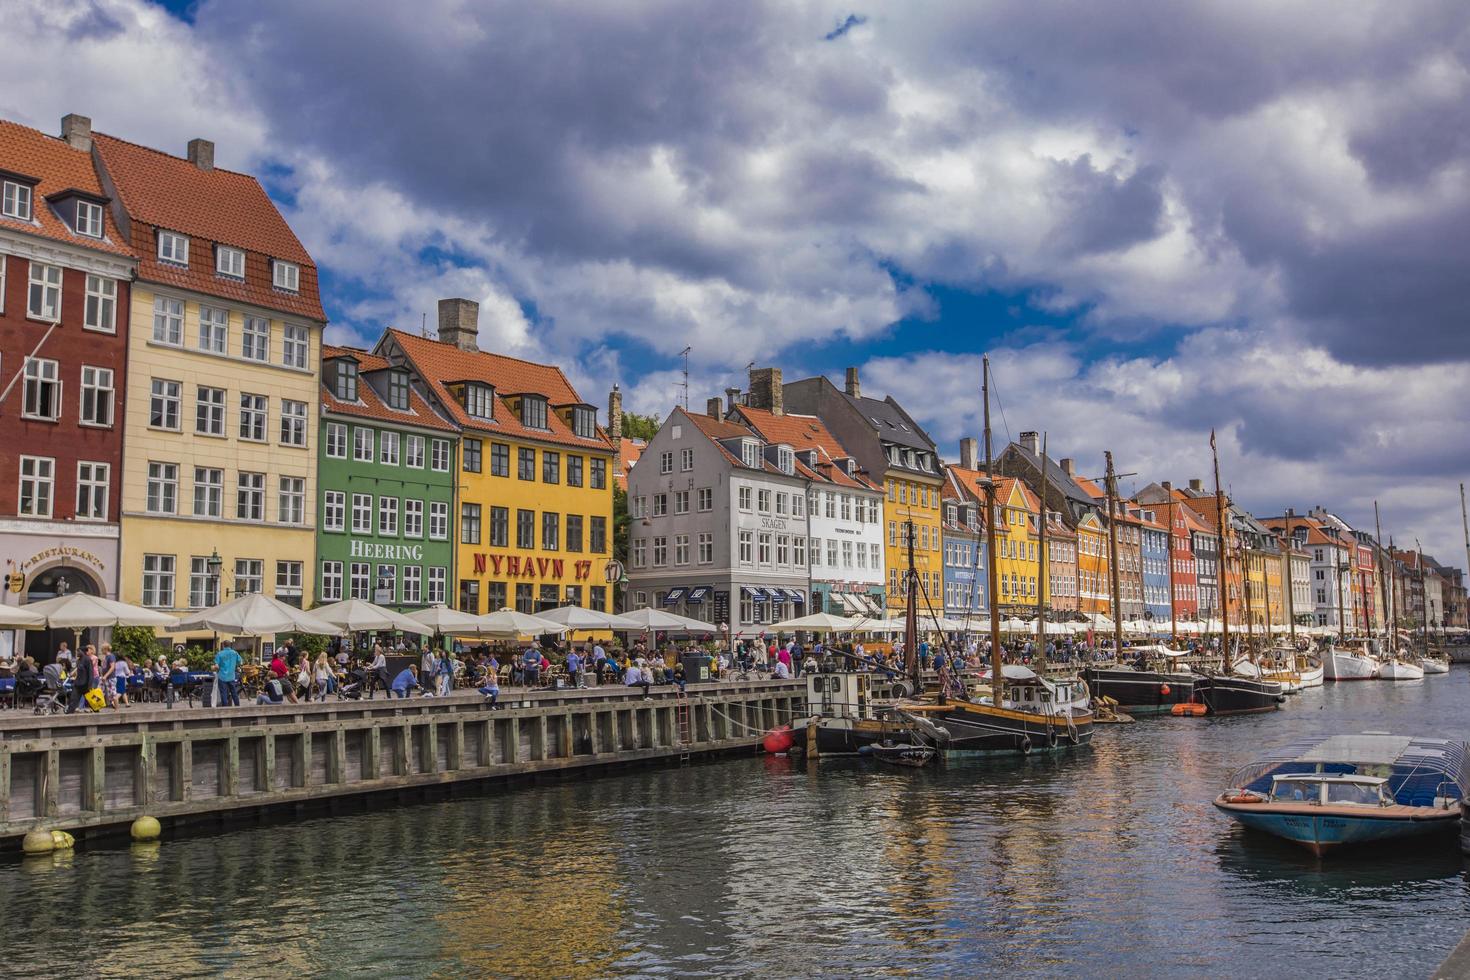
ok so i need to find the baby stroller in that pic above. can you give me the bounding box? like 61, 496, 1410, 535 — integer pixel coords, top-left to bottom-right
337, 665, 370, 700
33, 663, 67, 715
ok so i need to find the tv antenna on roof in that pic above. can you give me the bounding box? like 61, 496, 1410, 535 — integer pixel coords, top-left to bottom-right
678, 346, 692, 411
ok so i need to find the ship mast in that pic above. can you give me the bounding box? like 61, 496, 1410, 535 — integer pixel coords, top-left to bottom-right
1104, 452, 1124, 661
1461, 483, 1470, 596
1283, 508, 1297, 647
1416, 538, 1429, 655
1167, 492, 1178, 648
904, 517, 919, 687
1373, 501, 1387, 651
1211, 431, 1230, 663
1035, 431, 1048, 669
1388, 535, 1398, 652
982, 356, 1004, 708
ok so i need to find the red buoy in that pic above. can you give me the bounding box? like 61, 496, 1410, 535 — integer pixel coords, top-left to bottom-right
1160, 683, 1171, 697
763, 725, 794, 754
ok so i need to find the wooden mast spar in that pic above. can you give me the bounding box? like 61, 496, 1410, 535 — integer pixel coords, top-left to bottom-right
1167, 492, 1178, 648
1211, 431, 1231, 663
1284, 508, 1297, 648
1374, 501, 1386, 652
982, 356, 1004, 708
1104, 452, 1124, 660
1035, 431, 1048, 668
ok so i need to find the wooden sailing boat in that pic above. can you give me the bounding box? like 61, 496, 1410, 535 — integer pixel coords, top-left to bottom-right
900, 355, 1095, 755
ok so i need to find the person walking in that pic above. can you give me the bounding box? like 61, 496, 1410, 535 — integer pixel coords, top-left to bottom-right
113, 654, 133, 708
313, 652, 333, 702
436, 648, 454, 697
369, 645, 389, 699
65, 643, 99, 714
214, 642, 242, 707
566, 647, 582, 689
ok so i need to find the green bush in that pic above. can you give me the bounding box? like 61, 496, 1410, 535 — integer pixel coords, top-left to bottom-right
285, 632, 329, 658
183, 645, 215, 671
111, 625, 166, 663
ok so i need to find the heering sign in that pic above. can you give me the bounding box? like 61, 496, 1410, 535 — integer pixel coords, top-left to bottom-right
349, 540, 424, 561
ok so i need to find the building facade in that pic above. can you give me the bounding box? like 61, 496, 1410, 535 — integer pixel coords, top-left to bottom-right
316, 346, 458, 611
1043, 510, 1079, 617
941, 469, 986, 621
1076, 511, 1110, 617
1137, 509, 1172, 622
97, 130, 325, 616
384, 302, 615, 617
0, 116, 137, 659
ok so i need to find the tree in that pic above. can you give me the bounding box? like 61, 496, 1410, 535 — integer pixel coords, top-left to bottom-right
613, 484, 631, 567
621, 412, 661, 441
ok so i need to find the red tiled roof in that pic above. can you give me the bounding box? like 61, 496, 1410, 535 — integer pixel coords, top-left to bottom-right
681, 410, 786, 475
385, 329, 611, 453
0, 120, 134, 259
321, 345, 456, 432
1074, 476, 1105, 500
615, 437, 645, 490
91, 132, 324, 321
732, 406, 880, 491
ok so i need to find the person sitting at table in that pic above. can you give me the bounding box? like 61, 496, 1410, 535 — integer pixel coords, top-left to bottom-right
391, 665, 420, 699
626, 658, 651, 700
479, 667, 501, 708
268, 651, 298, 704
15, 656, 41, 704
256, 675, 286, 705
672, 660, 687, 693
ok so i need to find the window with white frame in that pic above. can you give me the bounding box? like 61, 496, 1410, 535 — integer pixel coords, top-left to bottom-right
272, 260, 299, 292
282, 324, 309, 369
379, 430, 399, 465
239, 393, 267, 441
79, 365, 113, 426
463, 383, 493, 419
739, 530, 753, 564
323, 490, 345, 532
652, 536, 667, 566
349, 562, 370, 600
242, 316, 269, 360
192, 466, 222, 517
157, 230, 188, 265
280, 399, 307, 446
234, 559, 263, 596
236, 472, 264, 520
142, 555, 175, 608
431, 438, 450, 471
146, 462, 177, 514
195, 386, 225, 436
189, 557, 218, 609
675, 534, 690, 565
674, 490, 689, 514
403, 498, 423, 537
811, 537, 822, 566
660, 452, 673, 475
427, 566, 446, 604
2, 180, 33, 220
351, 493, 372, 533
22, 357, 60, 420
402, 565, 423, 605
428, 501, 448, 540
27, 262, 61, 320
632, 538, 647, 568
152, 296, 183, 345
279, 477, 305, 525
74, 200, 103, 238
698, 487, 712, 512
325, 422, 347, 458
353, 427, 373, 461
216, 245, 245, 278
198, 306, 228, 353
405, 434, 424, 468
84, 275, 116, 332
680, 448, 694, 471
780, 535, 792, 565
757, 489, 771, 514
387, 371, 410, 410
795, 537, 807, 566
738, 486, 752, 511
75, 461, 109, 520
321, 561, 344, 601
379, 495, 399, 535
276, 561, 303, 604
17, 455, 54, 517
698, 532, 714, 564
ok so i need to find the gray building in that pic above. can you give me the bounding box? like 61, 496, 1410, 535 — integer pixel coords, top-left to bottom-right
626, 406, 810, 636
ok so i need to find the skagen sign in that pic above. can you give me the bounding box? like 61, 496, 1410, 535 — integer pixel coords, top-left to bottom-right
349, 541, 424, 561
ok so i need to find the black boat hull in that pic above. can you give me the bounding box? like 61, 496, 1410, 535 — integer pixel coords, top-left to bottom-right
1193, 675, 1284, 715
1081, 668, 1197, 715
922, 704, 1094, 755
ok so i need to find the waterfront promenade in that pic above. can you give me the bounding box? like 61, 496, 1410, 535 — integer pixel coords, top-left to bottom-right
0, 677, 806, 847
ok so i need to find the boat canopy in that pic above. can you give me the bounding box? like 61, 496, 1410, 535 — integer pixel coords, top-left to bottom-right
1227, 733, 1469, 807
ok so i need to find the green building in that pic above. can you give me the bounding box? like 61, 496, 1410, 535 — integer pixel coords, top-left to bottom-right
317, 345, 459, 610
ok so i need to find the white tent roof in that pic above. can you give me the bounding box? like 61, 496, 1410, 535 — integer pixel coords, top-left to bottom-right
24, 593, 178, 629
172, 593, 339, 637
769, 612, 861, 632
528, 605, 637, 631
617, 607, 714, 632
311, 598, 431, 634
475, 609, 569, 635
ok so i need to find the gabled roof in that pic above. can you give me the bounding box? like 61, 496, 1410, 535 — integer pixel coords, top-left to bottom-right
320, 345, 456, 432
840, 391, 938, 452
92, 131, 324, 320
384, 329, 610, 453
677, 409, 792, 478
0, 120, 134, 259
615, 437, 645, 490
730, 406, 881, 491
1001, 442, 1098, 510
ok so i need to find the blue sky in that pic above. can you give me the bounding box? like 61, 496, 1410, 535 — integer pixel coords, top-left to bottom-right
4, 0, 1469, 564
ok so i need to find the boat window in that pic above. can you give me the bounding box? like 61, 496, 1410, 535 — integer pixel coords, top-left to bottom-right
1270, 779, 1319, 804
1325, 782, 1383, 807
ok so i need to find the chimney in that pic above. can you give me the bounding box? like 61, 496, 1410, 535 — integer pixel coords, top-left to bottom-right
725, 387, 742, 412
1019, 431, 1039, 453
748, 366, 783, 416
1162, 480, 1172, 492
608, 385, 623, 443
187, 138, 215, 172
1060, 458, 1075, 478
959, 437, 977, 471
706, 396, 723, 419
844, 366, 861, 397
61, 114, 92, 151
437, 297, 479, 352
1189, 478, 1203, 492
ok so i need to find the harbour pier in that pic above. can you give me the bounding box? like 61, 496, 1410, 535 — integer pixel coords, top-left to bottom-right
0, 679, 805, 848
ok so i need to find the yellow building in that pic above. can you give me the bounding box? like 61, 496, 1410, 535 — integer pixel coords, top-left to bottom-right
992, 477, 1042, 613
382, 302, 616, 614
884, 471, 944, 613
1075, 511, 1111, 616
96, 132, 325, 615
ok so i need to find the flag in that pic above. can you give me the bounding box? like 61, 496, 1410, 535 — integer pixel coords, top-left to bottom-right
1209, 428, 1216, 450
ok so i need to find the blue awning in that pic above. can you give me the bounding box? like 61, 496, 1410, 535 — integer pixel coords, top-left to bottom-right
788, 589, 806, 603
686, 586, 710, 603
744, 586, 768, 602
662, 587, 686, 605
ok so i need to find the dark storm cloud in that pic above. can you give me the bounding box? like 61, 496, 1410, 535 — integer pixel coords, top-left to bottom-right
1046, 155, 1165, 257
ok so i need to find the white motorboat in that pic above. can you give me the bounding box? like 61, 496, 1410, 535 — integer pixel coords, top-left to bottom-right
1323, 644, 1379, 681
1378, 656, 1425, 681
1296, 655, 1324, 688
1421, 651, 1451, 675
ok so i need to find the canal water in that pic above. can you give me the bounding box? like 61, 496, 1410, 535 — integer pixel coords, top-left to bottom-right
4, 674, 1469, 979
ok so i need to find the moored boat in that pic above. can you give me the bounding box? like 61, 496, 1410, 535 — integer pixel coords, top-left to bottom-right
1081, 648, 1197, 716
1323, 643, 1379, 681
1421, 651, 1450, 675
868, 740, 936, 768
1296, 654, 1324, 688
1192, 672, 1285, 715
1379, 656, 1425, 681
1213, 733, 1468, 855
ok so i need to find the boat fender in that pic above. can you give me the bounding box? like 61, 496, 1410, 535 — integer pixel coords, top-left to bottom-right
1045, 727, 1057, 749
1223, 791, 1262, 805
1160, 683, 1171, 697
1019, 736, 1033, 756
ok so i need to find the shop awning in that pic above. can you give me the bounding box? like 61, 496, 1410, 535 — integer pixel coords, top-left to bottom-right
743, 586, 769, 602
686, 586, 710, 603
789, 589, 806, 604
662, 587, 686, 605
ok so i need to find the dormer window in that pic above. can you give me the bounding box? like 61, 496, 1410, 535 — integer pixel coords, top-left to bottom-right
741, 440, 760, 468
519, 395, 548, 429
946, 504, 957, 523
333, 360, 358, 402
777, 446, 795, 475
2, 180, 33, 221
216, 245, 245, 279
273, 260, 300, 292
387, 370, 410, 411
571, 405, 596, 439
463, 383, 494, 420
75, 200, 103, 238
803, 450, 820, 467
157, 230, 188, 265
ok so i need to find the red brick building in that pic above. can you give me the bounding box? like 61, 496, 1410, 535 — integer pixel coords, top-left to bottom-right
0, 115, 136, 654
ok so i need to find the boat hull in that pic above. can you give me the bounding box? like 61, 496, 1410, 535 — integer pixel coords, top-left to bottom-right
1214, 799, 1459, 856
1080, 668, 1196, 715
1324, 650, 1378, 681
910, 701, 1094, 755
1297, 662, 1324, 688
1420, 658, 1450, 675
1379, 660, 1425, 681
811, 717, 899, 755
1193, 675, 1284, 715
